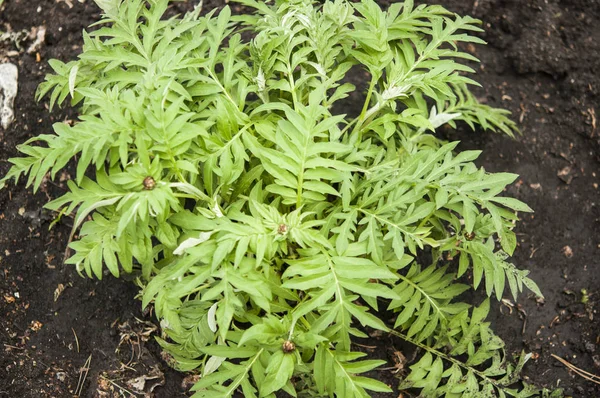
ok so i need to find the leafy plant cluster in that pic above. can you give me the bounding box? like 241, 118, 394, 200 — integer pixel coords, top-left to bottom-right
1, 0, 556, 396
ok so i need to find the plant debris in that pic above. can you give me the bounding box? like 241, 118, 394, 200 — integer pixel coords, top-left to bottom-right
562, 245, 574, 258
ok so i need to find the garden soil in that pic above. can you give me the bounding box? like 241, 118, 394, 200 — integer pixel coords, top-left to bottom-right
1, 0, 599, 397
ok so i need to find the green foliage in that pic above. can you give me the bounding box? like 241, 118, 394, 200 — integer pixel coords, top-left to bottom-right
0, 0, 554, 397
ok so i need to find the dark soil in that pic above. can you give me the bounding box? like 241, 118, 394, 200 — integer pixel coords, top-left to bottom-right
1, 0, 599, 397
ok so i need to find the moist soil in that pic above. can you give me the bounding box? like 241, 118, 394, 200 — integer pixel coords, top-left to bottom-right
1, 0, 599, 397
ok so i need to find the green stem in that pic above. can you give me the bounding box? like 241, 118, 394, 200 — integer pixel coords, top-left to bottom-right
224, 349, 264, 396
287, 66, 299, 109
340, 116, 360, 136
326, 348, 365, 396
349, 74, 378, 143
394, 273, 447, 323
205, 67, 243, 113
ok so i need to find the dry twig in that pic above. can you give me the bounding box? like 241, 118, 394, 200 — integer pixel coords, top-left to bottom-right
72, 327, 80, 353
75, 354, 92, 397
551, 354, 600, 385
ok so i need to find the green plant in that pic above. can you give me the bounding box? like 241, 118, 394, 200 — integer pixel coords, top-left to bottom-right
0, 0, 555, 396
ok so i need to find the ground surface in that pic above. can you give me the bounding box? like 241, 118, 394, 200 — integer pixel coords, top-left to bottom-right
0, 0, 599, 397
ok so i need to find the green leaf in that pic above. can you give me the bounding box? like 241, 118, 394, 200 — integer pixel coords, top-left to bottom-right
489, 196, 534, 212
260, 351, 295, 396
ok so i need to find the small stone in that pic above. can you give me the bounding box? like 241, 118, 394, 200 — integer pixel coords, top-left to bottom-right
557, 166, 573, 184
26, 26, 46, 55
0, 63, 18, 130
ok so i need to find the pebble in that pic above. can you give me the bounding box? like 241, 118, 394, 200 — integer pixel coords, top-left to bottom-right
0, 63, 18, 130
56, 372, 66, 382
